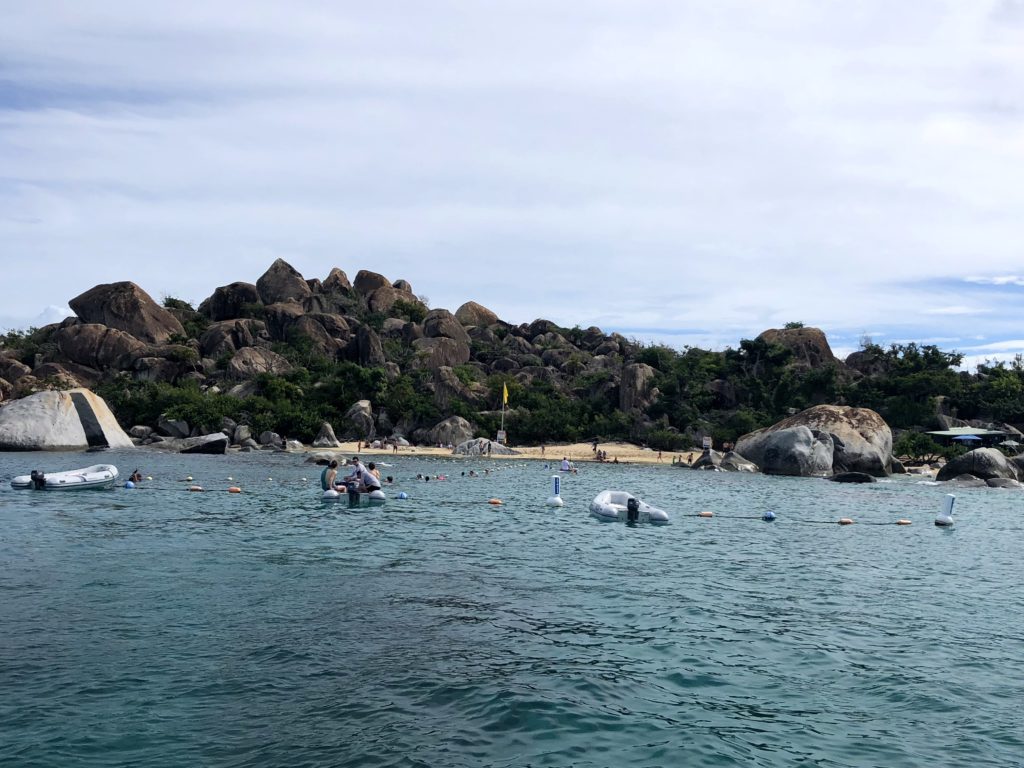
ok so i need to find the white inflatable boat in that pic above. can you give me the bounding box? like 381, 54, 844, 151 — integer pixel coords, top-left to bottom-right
589, 490, 669, 524
10, 464, 119, 491
321, 487, 386, 505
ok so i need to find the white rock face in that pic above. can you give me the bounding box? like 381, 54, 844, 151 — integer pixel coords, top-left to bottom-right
0, 388, 134, 450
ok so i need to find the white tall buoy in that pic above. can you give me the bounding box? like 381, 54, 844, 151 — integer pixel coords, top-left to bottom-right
935, 493, 955, 527
546, 474, 564, 507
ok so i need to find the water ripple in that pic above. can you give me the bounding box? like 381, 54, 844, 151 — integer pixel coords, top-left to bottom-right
1, 450, 1023, 767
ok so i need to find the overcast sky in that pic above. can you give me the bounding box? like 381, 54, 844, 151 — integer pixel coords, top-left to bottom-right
2, 1, 1023, 368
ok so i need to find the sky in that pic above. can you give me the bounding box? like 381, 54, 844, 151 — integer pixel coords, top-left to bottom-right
2, 0, 1023, 370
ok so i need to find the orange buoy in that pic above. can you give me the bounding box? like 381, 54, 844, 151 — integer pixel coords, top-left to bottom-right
488, 498, 503, 505
698, 510, 714, 518
188, 485, 204, 492
838, 517, 853, 525
896, 519, 912, 525
228, 486, 242, 494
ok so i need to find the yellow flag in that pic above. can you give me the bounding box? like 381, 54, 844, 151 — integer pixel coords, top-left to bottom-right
502, 382, 509, 405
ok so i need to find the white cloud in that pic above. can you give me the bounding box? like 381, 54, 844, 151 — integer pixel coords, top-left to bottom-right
1, 0, 1023, 361
923, 306, 991, 316
966, 275, 1024, 286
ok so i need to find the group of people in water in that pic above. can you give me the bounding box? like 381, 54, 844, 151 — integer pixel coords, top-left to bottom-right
320, 456, 385, 493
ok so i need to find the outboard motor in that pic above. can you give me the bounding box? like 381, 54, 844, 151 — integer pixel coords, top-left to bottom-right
30, 470, 46, 490
626, 497, 640, 523
346, 481, 361, 506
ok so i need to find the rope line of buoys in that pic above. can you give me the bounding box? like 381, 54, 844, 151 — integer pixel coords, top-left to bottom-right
678, 512, 943, 526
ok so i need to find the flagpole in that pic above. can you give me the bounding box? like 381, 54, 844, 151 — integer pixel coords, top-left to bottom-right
499, 381, 508, 443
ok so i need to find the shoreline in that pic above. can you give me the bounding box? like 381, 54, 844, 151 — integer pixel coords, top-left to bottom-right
312, 440, 700, 466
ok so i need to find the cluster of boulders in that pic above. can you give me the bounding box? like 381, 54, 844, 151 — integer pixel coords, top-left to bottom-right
677, 403, 1024, 488
0, 257, 662, 444
3, 258, 1023, 474
680, 405, 894, 478
128, 413, 303, 455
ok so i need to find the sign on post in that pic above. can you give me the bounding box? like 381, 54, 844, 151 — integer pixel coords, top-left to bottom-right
496, 430, 507, 445
702, 436, 712, 450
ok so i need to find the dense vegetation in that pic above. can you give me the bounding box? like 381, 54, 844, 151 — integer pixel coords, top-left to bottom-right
5, 300, 1024, 452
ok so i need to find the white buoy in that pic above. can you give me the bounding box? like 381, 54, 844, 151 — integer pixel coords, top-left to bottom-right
935, 493, 955, 527
546, 474, 564, 507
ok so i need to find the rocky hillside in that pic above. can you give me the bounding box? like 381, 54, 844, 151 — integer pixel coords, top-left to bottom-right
1, 259, 1022, 449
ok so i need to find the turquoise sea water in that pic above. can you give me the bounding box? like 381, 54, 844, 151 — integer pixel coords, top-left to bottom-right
1, 448, 1022, 767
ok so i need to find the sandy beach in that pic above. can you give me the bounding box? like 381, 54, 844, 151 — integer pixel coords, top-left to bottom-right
319, 440, 700, 466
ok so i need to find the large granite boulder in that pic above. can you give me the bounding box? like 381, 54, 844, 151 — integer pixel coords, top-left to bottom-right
423, 416, 474, 446
0, 377, 11, 403
0, 357, 32, 384
344, 400, 375, 437
69, 282, 185, 343
453, 437, 520, 456
132, 357, 185, 383
198, 319, 265, 358
322, 267, 352, 294
0, 388, 134, 450
736, 405, 893, 477
423, 309, 471, 346
179, 433, 230, 454
54, 323, 148, 370
620, 363, 659, 412
845, 348, 888, 377
28, 363, 81, 389
198, 282, 261, 321
353, 325, 386, 366
157, 414, 190, 438
290, 314, 349, 357
352, 270, 391, 296
720, 451, 758, 472
411, 337, 471, 370
690, 449, 722, 470
756, 327, 837, 368
365, 284, 403, 314
312, 421, 341, 448
936, 448, 1021, 482
455, 301, 499, 327
256, 258, 312, 305
227, 347, 292, 378
37, 360, 101, 389
748, 425, 835, 477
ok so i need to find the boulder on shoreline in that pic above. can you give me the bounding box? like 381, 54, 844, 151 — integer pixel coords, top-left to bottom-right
453, 438, 519, 456
936, 448, 1020, 482
0, 388, 134, 451
737, 405, 892, 477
